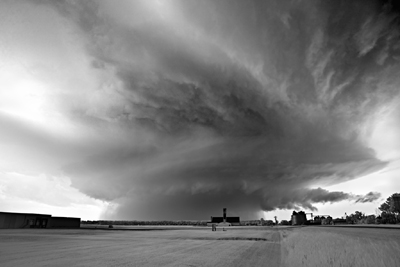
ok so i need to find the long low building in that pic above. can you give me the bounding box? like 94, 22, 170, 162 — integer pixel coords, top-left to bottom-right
0, 212, 81, 229
207, 208, 241, 226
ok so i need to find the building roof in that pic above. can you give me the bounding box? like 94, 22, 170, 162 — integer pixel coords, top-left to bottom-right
211, 217, 240, 223
51, 216, 81, 220
0, 211, 52, 217
0, 211, 80, 219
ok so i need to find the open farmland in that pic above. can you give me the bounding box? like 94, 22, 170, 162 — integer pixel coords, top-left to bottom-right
281, 226, 400, 267
0, 226, 399, 267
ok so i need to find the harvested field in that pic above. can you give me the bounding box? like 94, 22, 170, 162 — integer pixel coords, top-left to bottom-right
0, 226, 399, 266
281, 226, 400, 267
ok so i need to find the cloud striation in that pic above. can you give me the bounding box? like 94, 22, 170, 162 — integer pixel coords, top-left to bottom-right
24, 0, 400, 219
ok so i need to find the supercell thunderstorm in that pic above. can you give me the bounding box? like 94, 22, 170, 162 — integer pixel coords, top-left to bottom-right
4, 0, 400, 219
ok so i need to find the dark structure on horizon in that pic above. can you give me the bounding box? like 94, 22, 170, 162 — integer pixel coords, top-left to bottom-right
0, 212, 81, 229
208, 208, 240, 226
291, 211, 307, 225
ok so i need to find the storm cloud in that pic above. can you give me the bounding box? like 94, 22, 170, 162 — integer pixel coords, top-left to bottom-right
17, 0, 400, 219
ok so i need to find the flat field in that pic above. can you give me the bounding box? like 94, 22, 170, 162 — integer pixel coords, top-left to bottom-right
0, 226, 399, 267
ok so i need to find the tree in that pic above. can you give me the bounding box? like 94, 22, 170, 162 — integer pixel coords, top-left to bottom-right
379, 193, 400, 214
381, 212, 397, 224
265, 220, 274, 226
280, 220, 290, 225
354, 211, 364, 220
379, 197, 392, 213
345, 211, 365, 224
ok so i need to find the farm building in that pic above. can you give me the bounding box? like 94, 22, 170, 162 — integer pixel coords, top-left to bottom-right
207, 208, 241, 226
0, 212, 81, 229
291, 211, 307, 225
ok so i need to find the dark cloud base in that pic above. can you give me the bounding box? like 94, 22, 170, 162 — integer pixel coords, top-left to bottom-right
108, 188, 381, 220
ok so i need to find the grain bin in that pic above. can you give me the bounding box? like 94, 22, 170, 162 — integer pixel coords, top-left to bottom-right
291, 211, 307, 225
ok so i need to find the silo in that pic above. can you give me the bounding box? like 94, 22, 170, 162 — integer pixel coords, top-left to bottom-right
291, 211, 307, 225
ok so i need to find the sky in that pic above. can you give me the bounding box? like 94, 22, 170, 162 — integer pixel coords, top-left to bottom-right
1, 0, 400, 221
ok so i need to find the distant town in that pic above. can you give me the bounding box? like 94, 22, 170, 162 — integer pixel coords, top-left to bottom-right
81, 193, 400, 228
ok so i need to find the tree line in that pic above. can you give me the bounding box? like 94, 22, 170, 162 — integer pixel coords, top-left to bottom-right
345, 193, 400, 224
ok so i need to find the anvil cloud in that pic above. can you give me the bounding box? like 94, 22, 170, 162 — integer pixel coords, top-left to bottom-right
1, 0, 400, 219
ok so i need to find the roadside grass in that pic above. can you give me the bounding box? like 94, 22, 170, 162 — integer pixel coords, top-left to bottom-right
281, 227, 400, 267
